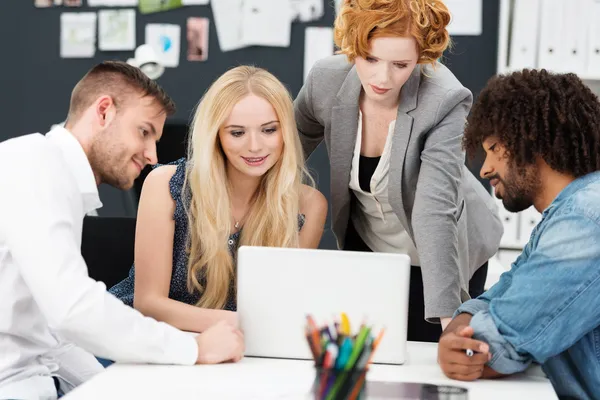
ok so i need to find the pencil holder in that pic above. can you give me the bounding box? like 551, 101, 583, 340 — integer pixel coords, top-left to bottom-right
311, 366, 368, 400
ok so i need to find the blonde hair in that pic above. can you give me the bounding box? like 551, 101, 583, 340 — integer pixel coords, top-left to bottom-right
334, 0, 452, 65
183, 66, 311, 309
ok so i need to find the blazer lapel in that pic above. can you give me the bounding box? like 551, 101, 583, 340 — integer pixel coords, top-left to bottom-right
389, 66, 421, 234
329, 67, 362, 232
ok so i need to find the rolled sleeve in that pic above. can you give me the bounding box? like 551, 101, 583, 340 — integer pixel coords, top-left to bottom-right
453, 298, 490, 319
470, 310, 532, 374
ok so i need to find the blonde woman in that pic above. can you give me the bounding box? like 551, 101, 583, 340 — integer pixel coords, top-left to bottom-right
110, 66, 328, 332
295, 0, 503, 342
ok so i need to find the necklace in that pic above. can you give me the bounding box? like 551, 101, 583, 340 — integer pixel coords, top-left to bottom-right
233, 207, 251, 230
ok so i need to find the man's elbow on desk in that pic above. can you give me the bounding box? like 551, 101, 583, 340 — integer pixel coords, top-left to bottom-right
482, 365, 506, 379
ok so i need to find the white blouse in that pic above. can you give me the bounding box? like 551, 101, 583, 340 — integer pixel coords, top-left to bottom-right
348, 112, 421, 266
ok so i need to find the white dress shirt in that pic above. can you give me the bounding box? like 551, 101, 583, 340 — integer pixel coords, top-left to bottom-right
0, 128, 197, 396
349, 112, 421, 265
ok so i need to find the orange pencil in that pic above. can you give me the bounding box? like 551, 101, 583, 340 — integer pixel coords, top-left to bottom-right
366, 328, 386, 365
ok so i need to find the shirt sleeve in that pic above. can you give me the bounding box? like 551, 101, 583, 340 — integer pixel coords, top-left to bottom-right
467, 209, 600, 374
0, 146, 197, 365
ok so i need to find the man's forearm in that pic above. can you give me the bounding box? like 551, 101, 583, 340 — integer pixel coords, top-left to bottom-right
442, 313, 472, 336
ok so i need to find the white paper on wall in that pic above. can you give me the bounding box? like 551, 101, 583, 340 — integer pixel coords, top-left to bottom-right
303, 26, 333, 82
87, 0, 138, 6
241, 0, 292, 48
334, 0, 343, 15
60, 12, 97, 58
145, 23, 181, 68
98, 9, 136, 51
445, 0, 482, 36
211, 0, 245, 51
290, 0, 324, 22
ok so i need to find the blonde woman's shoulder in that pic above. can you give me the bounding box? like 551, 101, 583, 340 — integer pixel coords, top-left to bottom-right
298, 185, 328, 248
144, 164, 178, 187
138, 163, 179, 213
300, 184, 328, 217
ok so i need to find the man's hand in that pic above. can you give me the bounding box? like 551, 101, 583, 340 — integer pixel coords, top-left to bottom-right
438, 325, 491, 381
195, 320, 245, 364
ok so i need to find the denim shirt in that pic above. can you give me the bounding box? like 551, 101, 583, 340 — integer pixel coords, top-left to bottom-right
455, 171, 600, 400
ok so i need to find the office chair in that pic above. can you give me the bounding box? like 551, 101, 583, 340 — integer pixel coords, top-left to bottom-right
81, 216, 137, 289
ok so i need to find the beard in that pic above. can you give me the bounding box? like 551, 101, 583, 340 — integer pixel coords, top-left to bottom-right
495, 163, 541, 213
88, 124, 136, 191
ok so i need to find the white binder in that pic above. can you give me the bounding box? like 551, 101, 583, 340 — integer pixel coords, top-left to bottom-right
508, 0, 541, 71
586, 0, 600, 77
496, 199, 520, 248
559, 0, 589, 75
537, 0, 566, 73
518, 207, 542, 247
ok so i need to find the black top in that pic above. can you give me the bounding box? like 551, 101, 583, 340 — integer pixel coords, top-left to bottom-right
358, 155, 381, 193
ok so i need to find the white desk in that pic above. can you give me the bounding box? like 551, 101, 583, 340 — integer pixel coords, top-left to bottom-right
63, 342, 556, 399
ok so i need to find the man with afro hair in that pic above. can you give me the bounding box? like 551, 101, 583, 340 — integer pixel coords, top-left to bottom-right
438, 69, 600, 400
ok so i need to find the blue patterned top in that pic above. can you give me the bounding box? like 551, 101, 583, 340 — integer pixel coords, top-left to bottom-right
109, 158, 305, 311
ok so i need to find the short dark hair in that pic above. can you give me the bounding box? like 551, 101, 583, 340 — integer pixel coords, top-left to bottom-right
66, 61, 176, 124
464, 69, 600, 178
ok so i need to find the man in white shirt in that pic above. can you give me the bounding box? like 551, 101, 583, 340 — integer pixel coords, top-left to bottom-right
0, 61, 244, 399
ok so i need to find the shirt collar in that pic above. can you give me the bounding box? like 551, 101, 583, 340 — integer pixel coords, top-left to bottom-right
46, 126, 103, 212
543, 171, 600, 215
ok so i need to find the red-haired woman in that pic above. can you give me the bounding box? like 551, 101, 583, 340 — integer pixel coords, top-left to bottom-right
295, 0, 503, 342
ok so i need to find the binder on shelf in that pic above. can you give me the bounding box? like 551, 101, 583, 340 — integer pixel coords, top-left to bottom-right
585, 0, 600, 77
497, 199, 520, 249
519, 207, 542, 247
537, 0, 566, 73
559, 0, 589, 75
508, 0, 541, 71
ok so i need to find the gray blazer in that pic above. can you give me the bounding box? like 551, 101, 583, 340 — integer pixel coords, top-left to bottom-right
294, 55, 503, 322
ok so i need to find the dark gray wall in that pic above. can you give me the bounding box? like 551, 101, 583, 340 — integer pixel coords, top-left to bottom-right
0, 0, 499, 249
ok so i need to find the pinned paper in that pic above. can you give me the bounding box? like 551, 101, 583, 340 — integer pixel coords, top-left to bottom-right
291, 0, 324, 22
304, 27, 334, 82
146, 23, 181, 67
211, 0, 244, 51
445, 0, 482, 36
60, 12, 97, 58
35, 0, 65, 6
334, 0, 343, 15
187, 17, 209, 61
240, 0, 292, 48
99, 9, 136, 51
88, 0, 138, 5
139, 0, 182, 14
212, 0, 293, 52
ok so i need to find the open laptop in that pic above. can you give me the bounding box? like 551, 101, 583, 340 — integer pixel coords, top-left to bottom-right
236, 246, 411, 365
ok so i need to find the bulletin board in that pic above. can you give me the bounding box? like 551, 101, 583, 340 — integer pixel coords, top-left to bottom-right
0, 0, 500, 249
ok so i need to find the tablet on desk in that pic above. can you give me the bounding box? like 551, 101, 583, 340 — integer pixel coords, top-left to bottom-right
236, 246, 411, 365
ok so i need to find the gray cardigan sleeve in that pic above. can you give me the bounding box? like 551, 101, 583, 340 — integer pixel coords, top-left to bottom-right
293, 67, 325, 159
411, 87, 473, 322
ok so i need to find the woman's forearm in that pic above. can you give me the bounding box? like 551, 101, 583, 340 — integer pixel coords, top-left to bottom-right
134, 296, 235, 333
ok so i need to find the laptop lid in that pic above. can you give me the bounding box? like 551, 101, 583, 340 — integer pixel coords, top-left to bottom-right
237, 246, 411, 365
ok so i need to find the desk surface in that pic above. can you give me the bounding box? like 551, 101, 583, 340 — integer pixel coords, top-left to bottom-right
63, 342, 556, 400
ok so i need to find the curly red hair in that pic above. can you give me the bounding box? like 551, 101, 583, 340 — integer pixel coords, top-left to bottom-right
334, 0, 451, 65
